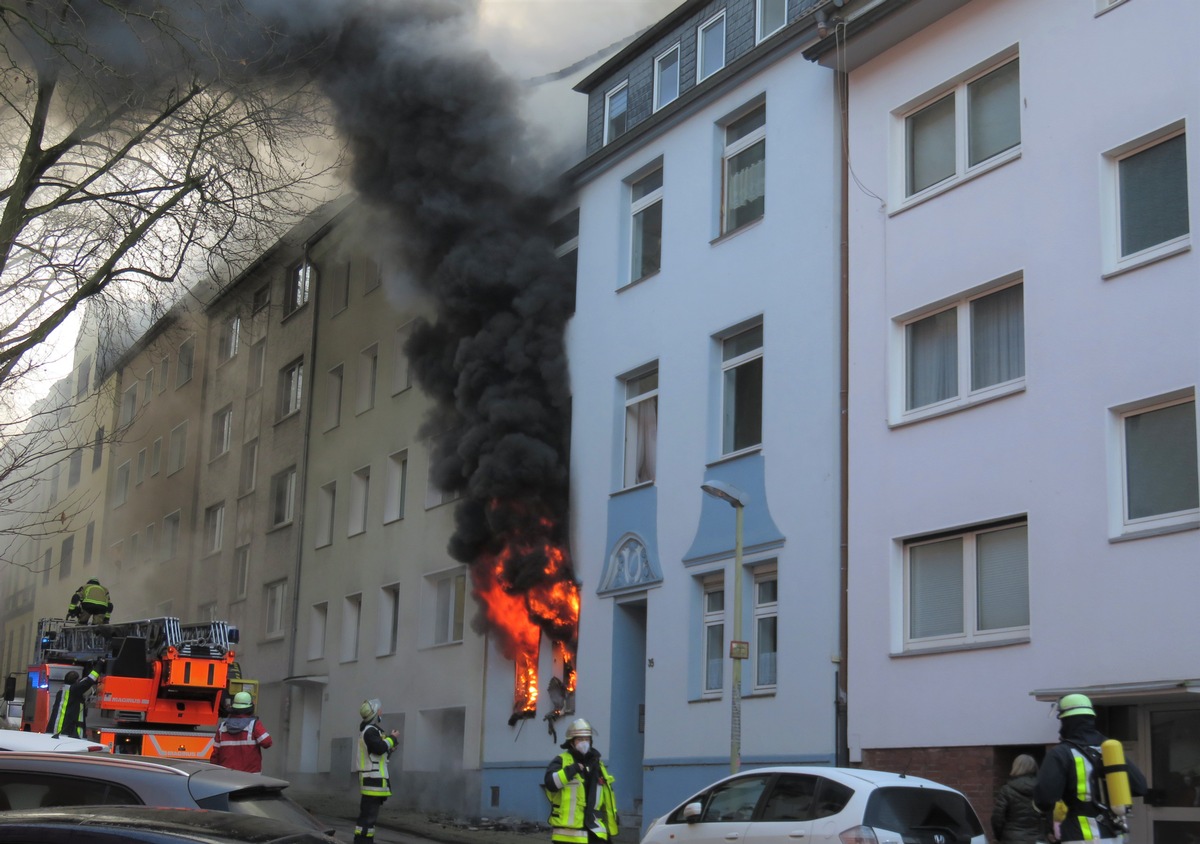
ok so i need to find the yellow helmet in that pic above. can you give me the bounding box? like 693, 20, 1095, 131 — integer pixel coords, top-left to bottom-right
1057, 693, 1095, 719
231, 691, 253, 711
565, 718, 593, 740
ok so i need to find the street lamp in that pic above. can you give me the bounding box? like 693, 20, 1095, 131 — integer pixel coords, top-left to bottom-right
701, 479, 748, 774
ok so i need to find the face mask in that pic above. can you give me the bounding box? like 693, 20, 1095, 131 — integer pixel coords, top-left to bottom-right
574, 740, 591, 755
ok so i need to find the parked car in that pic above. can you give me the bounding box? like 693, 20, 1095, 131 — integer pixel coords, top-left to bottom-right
641, 766, 987, 844
0, 753, 333, 836
0, 805, 336, 844
0, 730, 108, 753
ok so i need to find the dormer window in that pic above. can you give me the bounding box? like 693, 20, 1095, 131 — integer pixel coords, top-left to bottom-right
605, 83, 629, 145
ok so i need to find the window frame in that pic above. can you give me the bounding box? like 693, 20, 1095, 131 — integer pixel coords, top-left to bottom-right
176, 337, 195, 387
316, 481, 336, 548
233, 545, 250, 601
162, 511, 181, 561
356, 343, 379, 415
622, 366, 658, 489
697, 11, 727, 83
239, 440, 258, 495
392, 323, 414, 395
167, 420, 188, 475
326, 364, 344, 430
653, 44, 681, 112
384, 450, 408, 524
719, 322, 765, 457
340, 593, 362, 663
892, 51, 1021, 208
210, 405, 233, 460
264, 579, 287, 639
308, 602, 328, 661
349, 465, 370, 537
721, 104, 767, 235
217, 314, 241, 363
377, 583, 401, 657
203, 502, 225, 556
278, 358, 304, 420
756, 0, 787, 42
628, 165, 664, 285
902, 518, 1030, 653
702, 574, 725, 697
285, 259, 314, 317
1110, 391, 1199, 538
604, 82, 629, 146
113, 461, 130, 508
752, 565, 778, 691
270, 466, 297, 528
428, 568, 466, 646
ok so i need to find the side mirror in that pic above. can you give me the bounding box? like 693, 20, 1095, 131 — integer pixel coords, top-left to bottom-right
3, 675, 15, 702
227, 627, 240, 645
683, 802, 703, 824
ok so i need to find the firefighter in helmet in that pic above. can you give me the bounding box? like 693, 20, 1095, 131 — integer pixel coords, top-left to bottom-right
1033, 693, 1148, 843
67, 578, 112, 625
211, 691, 273, 774
352, 698, 399, 844
46, 662, 102, 739
543, 718, 618, 844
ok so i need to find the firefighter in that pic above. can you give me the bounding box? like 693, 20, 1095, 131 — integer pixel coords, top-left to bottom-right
543, 718, 618, 844
1033, 693, 1148, 844
211, 691, 273, 773
353, 698, 399, 844
46, 662, 101, 739
67, 578, 112, 625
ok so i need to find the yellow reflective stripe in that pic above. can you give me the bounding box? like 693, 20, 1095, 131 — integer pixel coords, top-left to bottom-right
1072, 751, 1090, 802
552, 829, 589, 843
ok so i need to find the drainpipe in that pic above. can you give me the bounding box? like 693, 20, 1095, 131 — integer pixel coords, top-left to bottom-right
836, 62, 850, 768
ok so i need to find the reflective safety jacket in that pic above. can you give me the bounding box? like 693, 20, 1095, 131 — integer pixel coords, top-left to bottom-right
69, 582, 112, 620
47, 669, 100, 738
211, 716, 273, 773
356, 722, 397, 798
544, 750, 618, 844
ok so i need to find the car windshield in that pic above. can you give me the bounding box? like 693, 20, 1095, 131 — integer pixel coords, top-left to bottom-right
862, 787, 983, 840
197, 788, 328, 834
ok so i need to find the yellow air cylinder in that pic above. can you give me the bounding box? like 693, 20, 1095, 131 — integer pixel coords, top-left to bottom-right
1101, 739, 1133, 809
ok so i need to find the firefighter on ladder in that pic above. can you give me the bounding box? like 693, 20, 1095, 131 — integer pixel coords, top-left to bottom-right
67, 578, 113, 625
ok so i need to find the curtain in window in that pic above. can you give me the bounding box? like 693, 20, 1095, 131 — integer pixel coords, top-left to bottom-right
1120, 133, 1189, 256
971, 284, 1024, 390
907, 95, 955, 195
909, 537, 963, 639
976, 525, 1029, 630
1126, 400, 1199, 519
906, 309, 957, 410
726, 141, 765, 229
625, 396, 657, 485
968, 59, 1020, 167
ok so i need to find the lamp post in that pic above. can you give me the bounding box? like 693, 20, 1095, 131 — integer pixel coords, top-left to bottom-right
701, 480, 747, 774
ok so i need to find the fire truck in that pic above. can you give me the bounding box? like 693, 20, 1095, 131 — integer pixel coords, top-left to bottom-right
21, 617, 256, 759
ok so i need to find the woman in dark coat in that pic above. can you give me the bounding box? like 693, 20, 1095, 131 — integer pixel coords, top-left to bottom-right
993, 755, 1047, 844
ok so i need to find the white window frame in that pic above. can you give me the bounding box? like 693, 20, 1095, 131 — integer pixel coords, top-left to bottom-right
377, 583, 400, 657
752, 565, 778, 691
279, 359, 304, 419
604, 82, 629, 146
892, 51, 1021, 208
113, 461, 130, 507
340, 593, 361, 663
653, 44, 681, 112
1095, 0, 1131, 15
720, 322, 764, 456
68, 449, 83, 487
247, 341, 266, 394
621, 366, 658, 489
162, 511, 181, 561
308, 602, 328, 661
1108, 390, 1199, 538
157, 357, 169, 393
233, 546, 250, 601
271, 466, 297, 528
702, 574, 725, 697
142, 369, 153, 405
176, 337, 195, 387
354, 255, 382, 294
119, 383, 137, 427
892, 276, 1025, 424
628, 165, 664, 285
1101, 122, 1190, 277
217, 314, 240, 363
428, 568, 466, 646
326, 364, 343, 430
697, 11, 726, 83
135, 449, 146, 485
393, 323, 414, 395
239, 440, 258, 495
167, 421, 188, 475
356, 343, 378, 414
150, 438, 161, 476
204, 502, 225, 556
285, 259, 314, 316
316, 481, 336, 547
210, 405, 233, 459
385, 450, 408, 523
349, 465, 370, 536
721, 104, 767, 235
756, 0, 787, 42
903, 519, 1029, 652
264, 579, 287, 639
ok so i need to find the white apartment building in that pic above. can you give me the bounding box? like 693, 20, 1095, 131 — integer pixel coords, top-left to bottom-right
807, 0, 1200, 833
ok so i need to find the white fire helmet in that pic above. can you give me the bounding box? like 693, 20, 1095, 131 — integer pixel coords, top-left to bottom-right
565, 718, 593, 741
359, 699, 382, 722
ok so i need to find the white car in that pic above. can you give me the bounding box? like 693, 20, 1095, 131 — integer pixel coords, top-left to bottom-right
640, 766, 987, 844
0, 730, 108, 753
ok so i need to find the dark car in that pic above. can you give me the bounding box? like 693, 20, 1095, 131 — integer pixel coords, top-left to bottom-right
0, 805, 336, 844
0, 752, 332, 836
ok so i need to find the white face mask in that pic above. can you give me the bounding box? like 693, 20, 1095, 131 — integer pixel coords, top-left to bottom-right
574, 739, 591, 755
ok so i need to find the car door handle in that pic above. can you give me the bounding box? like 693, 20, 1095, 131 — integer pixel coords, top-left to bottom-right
724, 834, 740, 840
788, 832, 807, 838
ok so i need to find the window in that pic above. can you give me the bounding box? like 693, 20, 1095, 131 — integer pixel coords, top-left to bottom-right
317, 481, 336, 547
553, 208, 580, 316
326, 365, 343, 429
265, 579, 287, 638
167, 421, 188, 474
204, 502, 225, 555
217, 314, 240, 363
902, 55, 1020, 199
703, 576, 725, 694
68, 449, 82, 487
753, 568, 777, 689
1116, 394, 1198, 534
604, 82, 629, 145
144, 523, 156, 561
757, 0, 787, 41
157, 357, 169, 392
113, 461, 130, 507
248, 341, 266, 393
721, 324, 764, 455
176, 337, 195, 386
357, 344, 378, 414
308, 603, 328, 660
252, 284, 270, 313
135, 449, 146, 485
698, 12, 726, 82
901, 280, 1024, 417
905, 519, 1029, 650
150, 437, 161, 476
1103, 125, 1189, 273
349, 466, 370, 536
92, 426, 104, 471
198, 602, 217, 622
341, 594, 362, 662
430, 569, 466, 645
623, 368, 658, 487
239, 440, 258, 494
210, 405, 233, 458
119, 383, 137, 427
59, 536, 74, 581
722, 105, 766, 233
629, 167, 663, 283
285, 259, 314, 315
393, 324, 413, 394
385, 451, 408, 523
128, 530, 139, 564
75, 356, 91, 397
355, 255, 381, 294
278, 359, 304, 419
425, 442, 461, 509
162, 511, 181, 561
46, 464, 58, 507
83, 521, 94, 566
142, 369, 153, 405
233, 546, 250, 600
378, 584, 400, 656
654, 45, 680, 111
328, 262, 349, 313
271, 466, 297, 527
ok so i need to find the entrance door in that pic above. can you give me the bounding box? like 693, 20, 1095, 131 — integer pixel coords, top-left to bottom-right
610, 598, 647, 832
1144, 705, 1200, 844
